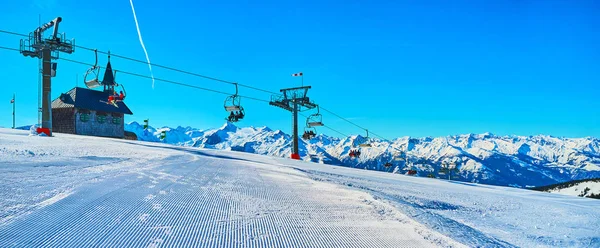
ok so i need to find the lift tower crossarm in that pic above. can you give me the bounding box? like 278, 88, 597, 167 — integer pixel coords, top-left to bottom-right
34, 17, 61, 44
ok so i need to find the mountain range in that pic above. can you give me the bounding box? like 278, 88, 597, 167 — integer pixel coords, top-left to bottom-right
125, 121, 600, 188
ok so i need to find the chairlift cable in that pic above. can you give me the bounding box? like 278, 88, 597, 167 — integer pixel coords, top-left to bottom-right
0, 28, 399, 142
0, 26, 395, 141
2, 43, 391, 141
0, 45, 20, 52
59, 57, 270, 103
72, 44, 280, 95
319, 106, 368, 132
0, 30, 29, 37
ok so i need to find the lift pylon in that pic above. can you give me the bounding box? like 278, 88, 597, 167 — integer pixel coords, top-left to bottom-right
19, 17, 75, 136
269, 85, 317, 159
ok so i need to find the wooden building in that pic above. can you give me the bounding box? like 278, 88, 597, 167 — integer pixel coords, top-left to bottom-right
51, 61, 133, 138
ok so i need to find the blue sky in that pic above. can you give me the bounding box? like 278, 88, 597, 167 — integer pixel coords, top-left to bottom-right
1, 0, 598, 139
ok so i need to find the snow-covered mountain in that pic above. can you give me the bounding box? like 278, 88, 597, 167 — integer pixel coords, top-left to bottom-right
125, 121, 600, 188
533, 178, 600, 199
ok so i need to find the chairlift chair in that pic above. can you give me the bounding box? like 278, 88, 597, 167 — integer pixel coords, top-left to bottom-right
393, 151, 405, 161
226, 107, 245, 122
84, 49, 101, 89
405, 163, 417, 175
358, 129, 372, 147
224, 100, 241, 112
111, 70, 127, 101
224, 83, 245, 122
306, 105, 324, 127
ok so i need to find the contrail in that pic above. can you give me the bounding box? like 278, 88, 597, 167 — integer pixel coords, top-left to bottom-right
129, 0, 156, 88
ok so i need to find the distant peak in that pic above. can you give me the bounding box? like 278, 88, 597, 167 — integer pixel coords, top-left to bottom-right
259, 126, 273, 132
127, 121, 141, 126
220, 121, 238, 132
476, 132, 494, 138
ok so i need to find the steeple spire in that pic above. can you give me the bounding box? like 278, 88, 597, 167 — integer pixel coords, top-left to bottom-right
102, 51, 115, 93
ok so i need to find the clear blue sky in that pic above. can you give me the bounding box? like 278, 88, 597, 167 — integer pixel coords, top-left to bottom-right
1, 0, 598, 139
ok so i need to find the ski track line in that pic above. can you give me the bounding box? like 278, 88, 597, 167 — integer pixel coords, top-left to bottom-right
206, 152, 361, 247
105, 162, 200, 247
177, 169, 208, 248
0, 165, 122, 224
93, 165, 183, 247
183, 162, 220, 247
47, 163, 182, 247
21, 171, 147, 246
0, 155, 192, 247
10, 174, 146, 247
0, 155, 172, 226
165, 157, 223, 248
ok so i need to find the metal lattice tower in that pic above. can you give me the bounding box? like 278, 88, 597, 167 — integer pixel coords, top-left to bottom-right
269, 86, 317, 159
19, 17, 75, 136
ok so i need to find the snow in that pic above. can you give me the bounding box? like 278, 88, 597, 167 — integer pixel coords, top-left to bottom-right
1, 128, 599, 247
125, 121, 600, 188
1, 128, 461, 247
548, 181, 600, 198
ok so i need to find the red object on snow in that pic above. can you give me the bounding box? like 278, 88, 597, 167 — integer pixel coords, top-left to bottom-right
291, 153, 301, 160
36, 127, 51, 136
407, 170, 417, 175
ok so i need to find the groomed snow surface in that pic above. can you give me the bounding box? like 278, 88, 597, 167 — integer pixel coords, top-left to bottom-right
1, 128, 599, 247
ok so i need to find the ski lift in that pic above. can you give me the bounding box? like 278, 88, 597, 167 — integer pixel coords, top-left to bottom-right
224, 83, 241, 112
349, 149, 361, 158
302, 126, 317, 140
114, 71, 127, 102
306, 105, 324, 127
224, 83, 245, 122
83, 49, 101, 89
358, 129, 372, 147
393, 151, 405, 161
405, 163, 417, 175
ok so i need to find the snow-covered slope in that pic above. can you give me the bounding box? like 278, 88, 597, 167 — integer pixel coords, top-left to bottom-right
129, 121, 600, 188
533, 178, 600, 199
2, 128, 599, 247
